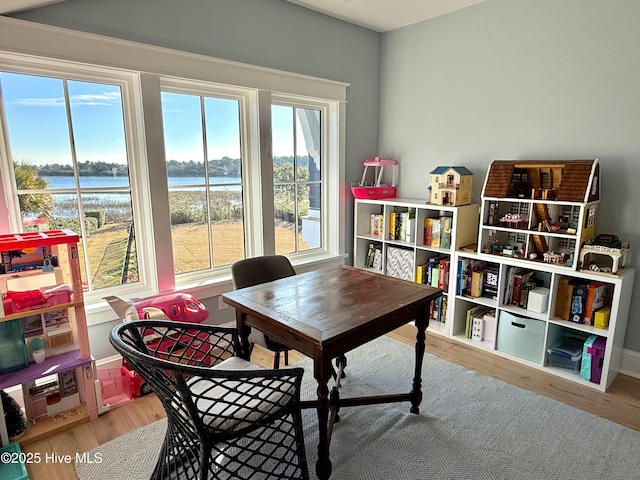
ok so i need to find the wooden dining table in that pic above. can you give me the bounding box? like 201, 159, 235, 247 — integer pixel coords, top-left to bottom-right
222, 265, 441, 480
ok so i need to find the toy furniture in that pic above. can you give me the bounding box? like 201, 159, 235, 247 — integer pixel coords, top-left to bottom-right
351, 157, 397, 200
110, 320, 309, 480
0, 230, 97, 447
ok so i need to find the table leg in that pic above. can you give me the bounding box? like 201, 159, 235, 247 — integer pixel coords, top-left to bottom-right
315, 357, 333, 480
235, 310, 251, 361
410, 302, 429, 414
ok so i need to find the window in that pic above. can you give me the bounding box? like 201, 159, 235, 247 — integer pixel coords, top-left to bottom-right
0, 21, 346, 323
161, 87, 245, 275
272, 103, 323, 254
0, 69, 141, 293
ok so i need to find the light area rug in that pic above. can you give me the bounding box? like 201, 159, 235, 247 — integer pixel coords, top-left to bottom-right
76, 336, 640, 479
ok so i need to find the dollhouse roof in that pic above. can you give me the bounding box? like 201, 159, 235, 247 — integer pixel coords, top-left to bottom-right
430, 166, 474, 176
483, 159, 599, 203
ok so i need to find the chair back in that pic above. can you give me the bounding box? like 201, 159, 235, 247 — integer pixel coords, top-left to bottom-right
109, 320, 309, 479
231, 254, 295, 289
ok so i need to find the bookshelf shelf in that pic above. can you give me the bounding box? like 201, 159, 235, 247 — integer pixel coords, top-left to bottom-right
353, 160, 634, 392
453, 159, 635, 392
353, 197, 479, 329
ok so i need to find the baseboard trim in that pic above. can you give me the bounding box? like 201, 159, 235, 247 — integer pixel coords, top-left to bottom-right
620, 348, 640, 379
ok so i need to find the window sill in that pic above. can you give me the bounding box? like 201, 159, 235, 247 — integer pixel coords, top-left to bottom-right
86, 253, 347, 326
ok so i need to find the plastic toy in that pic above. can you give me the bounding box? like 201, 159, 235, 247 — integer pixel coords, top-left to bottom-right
104, 292, 209, 323
104, 292, 210, 396
351, 157, 397, 199
428, 166, 473, 206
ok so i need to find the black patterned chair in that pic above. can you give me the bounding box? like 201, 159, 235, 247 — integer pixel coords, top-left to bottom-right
109, 320, 309, 480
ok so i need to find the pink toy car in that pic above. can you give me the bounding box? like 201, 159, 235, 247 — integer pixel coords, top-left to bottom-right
130, 292, 209, 324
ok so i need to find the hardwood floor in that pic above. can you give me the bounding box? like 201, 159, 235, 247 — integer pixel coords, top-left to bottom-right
20, 325, 640, 480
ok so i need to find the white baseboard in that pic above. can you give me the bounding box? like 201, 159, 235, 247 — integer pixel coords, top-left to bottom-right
620, 348, 640, 379
96, 354, 123, 370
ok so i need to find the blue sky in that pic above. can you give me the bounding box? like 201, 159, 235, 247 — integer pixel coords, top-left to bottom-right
1, 72, 297, 167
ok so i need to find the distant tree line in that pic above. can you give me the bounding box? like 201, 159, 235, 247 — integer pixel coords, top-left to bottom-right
35, 156, 309, 177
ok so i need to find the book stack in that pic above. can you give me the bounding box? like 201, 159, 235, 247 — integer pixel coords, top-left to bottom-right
423, 214, 452, 248
464, 305, 494, 342
430, 296, 448, 323
363, 243, 383, 270
369, 213, 385, 237
555, 277, 611, 324
388, 210, 416, 242
502, 267, 536, 308
415, 255, 450, 290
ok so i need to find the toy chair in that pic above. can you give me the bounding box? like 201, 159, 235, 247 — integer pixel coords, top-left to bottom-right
110, 320, 309, 480
231, 255, 297, 368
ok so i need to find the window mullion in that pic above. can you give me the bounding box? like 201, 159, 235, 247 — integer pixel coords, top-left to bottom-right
257, 90, 275, 255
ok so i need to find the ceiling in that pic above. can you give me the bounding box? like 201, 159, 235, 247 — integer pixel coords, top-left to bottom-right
286, 0, 487, 32
2, 0, 486, 32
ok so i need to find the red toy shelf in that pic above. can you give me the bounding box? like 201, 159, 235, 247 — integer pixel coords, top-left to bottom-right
0, 230, 79, 251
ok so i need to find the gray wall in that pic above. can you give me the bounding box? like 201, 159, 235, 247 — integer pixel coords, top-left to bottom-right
12, 0, 381, 359
379, 0, 640, 351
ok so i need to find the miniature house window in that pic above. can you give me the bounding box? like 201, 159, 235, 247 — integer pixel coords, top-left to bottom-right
586, 205, 597, 228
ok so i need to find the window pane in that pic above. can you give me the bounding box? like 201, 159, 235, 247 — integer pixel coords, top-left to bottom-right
272, 105, 294, 182
204, 97, 241, 178
295, 107, 321, 180
169, 187, 211, 274
68, 81, 129, 188
162, 92, 205, 173
210, 187, 245, 267
272, 104, 322, 254
274, 184, 295, 255
299, 183, 320, 251
0, 72, 73, 175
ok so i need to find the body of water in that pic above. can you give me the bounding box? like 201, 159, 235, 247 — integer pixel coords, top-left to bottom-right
43, 176, 242, 189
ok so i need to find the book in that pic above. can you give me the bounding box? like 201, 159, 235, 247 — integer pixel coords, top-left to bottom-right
431, 219, 441, 247
471, 269, 483, 298
554, 276, 573, 320
471, 316, 484, 341
481, 267, 499, 300
405, 211, 416, 243
415, 264, 426, 284
438, 258, 450, 291
569, 283, 588, 323
583, 281, 607, 325
440, 215, 452, 249
456, 258, 470, 295
396, 211, 406, 241
423, 218, 433, 246
372, 247, 382, 270
482, 310, 497, 347
503, 266, 516, 305
388, 212, 396, 240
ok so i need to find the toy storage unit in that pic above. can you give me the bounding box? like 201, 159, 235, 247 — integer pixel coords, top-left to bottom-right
0, 230, 98, 447
449, 159, 635, 392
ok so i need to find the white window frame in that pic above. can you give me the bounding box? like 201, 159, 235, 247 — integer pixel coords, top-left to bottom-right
0, 16, 348, 325
0, 53, 158, 308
